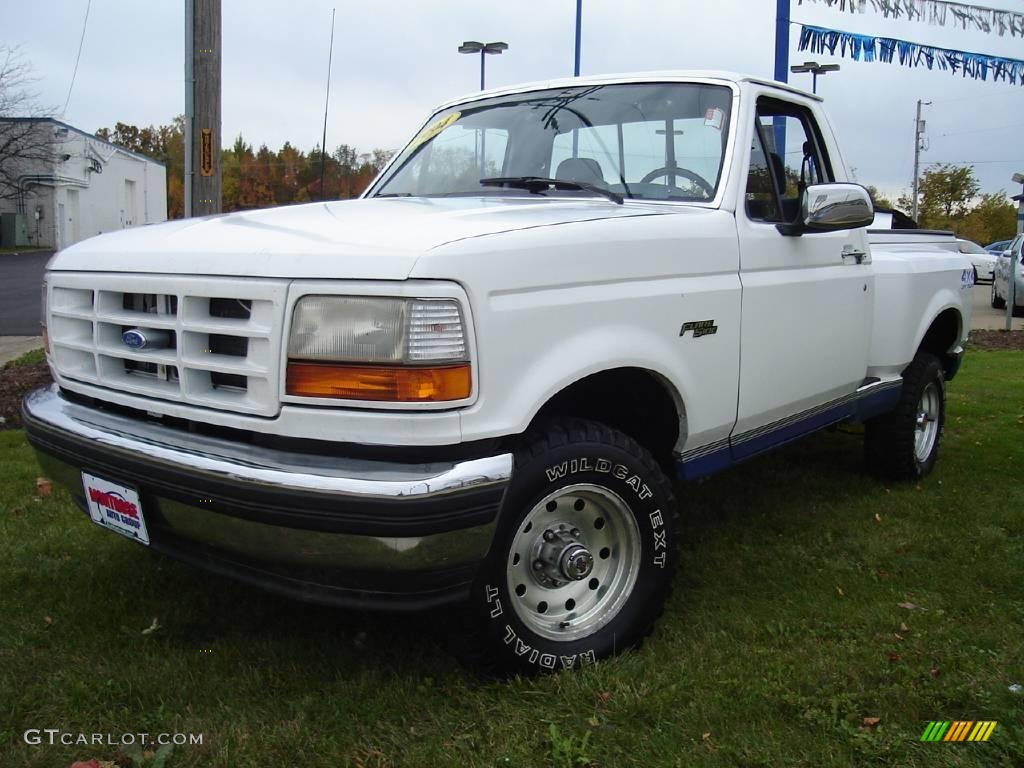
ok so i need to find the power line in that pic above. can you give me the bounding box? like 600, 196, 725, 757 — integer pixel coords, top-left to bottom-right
929, 93, 1014, 105
925, 159, 1024, 164
936, 123, 1019, 138
62, 0, 92, 116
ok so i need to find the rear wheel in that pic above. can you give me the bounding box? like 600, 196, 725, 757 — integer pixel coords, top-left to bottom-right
865, 351, 945, 481
465, 419, 679, 676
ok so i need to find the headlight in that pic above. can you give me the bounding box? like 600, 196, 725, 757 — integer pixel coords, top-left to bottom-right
286, 296, 471, 402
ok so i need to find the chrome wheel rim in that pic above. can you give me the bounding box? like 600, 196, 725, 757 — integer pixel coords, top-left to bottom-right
914, 382, 940, 462
506, 483, 641, 642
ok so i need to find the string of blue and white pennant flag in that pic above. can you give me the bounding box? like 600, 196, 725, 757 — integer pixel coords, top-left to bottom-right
798, 0, 1024, 37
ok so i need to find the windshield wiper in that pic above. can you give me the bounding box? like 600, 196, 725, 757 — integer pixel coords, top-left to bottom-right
480, 176, 624, 205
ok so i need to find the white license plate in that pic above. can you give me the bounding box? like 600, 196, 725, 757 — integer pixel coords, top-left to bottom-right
81, 472, 150, 546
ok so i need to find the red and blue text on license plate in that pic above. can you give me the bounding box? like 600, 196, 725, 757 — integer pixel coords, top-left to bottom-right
81, 472, 149, 545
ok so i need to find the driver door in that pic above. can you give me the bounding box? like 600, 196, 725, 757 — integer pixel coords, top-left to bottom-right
733, 96, 873, 452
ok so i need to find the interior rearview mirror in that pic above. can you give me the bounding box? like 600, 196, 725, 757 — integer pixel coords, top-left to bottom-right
778, 183, 874, 237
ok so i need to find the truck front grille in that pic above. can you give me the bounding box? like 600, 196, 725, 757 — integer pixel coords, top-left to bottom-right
47, 274, 289, 417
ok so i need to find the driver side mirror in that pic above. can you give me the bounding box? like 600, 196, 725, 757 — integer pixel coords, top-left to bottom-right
778, 183, 874, 237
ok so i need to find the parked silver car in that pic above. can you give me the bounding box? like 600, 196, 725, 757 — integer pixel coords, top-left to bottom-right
991, 234, 1024, 315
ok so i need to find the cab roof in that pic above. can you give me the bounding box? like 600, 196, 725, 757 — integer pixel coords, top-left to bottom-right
433, 70, 822, 113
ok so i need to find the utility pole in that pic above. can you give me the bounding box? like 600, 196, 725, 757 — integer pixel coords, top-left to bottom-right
185, 0, 222, 217
911, 99, 930, 224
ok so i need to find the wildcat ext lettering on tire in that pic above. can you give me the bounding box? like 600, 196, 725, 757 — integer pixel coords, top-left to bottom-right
466, 420, 680, 675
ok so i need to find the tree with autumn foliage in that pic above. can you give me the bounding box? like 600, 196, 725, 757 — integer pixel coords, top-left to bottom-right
96, 118, 395, 218
892, 164, 1018, 245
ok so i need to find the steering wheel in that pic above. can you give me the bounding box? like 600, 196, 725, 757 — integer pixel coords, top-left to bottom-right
639, 166, 715, 198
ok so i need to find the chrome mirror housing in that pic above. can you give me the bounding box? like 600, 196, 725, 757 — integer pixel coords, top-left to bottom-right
803, 183, 874, 232
780, 183, 874, 236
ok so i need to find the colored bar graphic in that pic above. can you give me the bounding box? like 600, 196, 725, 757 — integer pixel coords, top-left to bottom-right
922, 720, 996, 742
946, 721, 972, 741
921, 721, 950, 741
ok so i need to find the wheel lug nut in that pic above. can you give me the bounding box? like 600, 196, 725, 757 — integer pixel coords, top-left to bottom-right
570, 528, 581, 538
543, 529, 556, 542
533, 560, 544, 571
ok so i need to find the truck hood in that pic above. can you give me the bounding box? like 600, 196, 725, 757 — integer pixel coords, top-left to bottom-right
50, 196, 676, 280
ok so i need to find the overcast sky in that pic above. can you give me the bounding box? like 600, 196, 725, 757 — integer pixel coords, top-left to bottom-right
7, 0, 1024, 199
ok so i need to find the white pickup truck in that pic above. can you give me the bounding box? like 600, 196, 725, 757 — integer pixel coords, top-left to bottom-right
25, 71, 973, 675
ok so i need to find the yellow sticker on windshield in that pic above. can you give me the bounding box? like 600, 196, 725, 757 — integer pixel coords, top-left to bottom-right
408, 111, 461, 149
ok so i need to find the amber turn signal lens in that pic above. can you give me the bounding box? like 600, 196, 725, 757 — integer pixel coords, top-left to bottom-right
286, 362, 472, 402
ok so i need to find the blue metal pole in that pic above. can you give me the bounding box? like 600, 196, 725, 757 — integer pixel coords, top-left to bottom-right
773, 0, 791, 157
574, 0, 582, 76
774, 0, 790, 84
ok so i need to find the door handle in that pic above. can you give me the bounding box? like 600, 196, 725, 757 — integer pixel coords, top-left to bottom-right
841, 245, 870, 265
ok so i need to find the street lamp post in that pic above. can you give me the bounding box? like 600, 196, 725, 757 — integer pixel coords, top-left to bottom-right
789, 61, 840, 94
458, 41, 508, 90
574, 0, 583, 76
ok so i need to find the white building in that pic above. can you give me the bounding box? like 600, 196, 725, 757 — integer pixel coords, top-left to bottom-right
0, 118, 167, 249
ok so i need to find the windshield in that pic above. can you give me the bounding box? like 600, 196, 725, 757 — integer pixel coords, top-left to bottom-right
371, 82, 733, 203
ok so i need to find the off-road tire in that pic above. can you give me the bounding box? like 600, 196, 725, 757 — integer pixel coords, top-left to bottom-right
864, 351, 946, 481
463, 418, 679, 676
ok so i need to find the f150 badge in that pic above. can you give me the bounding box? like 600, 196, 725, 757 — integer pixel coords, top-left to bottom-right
679, 319, 718, 338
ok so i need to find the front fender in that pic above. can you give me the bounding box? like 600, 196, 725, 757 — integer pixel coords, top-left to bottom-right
502, 324, 690, 441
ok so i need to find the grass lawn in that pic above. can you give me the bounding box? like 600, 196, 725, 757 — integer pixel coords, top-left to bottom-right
3, 348, 45, 367
1, 352, 1022, 767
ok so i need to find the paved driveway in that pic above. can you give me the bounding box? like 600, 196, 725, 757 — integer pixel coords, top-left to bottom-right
970, 283, 1022, 331
0, 250, 52, 336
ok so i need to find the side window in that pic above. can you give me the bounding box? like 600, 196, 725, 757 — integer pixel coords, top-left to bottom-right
745, 128, 779, 221
745, 100, 833, 223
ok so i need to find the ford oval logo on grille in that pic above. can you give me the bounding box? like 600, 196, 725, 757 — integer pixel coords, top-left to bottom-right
122, 328, 170, 350
122, 329, 147, 348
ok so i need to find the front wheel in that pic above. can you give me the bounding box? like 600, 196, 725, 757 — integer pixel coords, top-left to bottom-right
864, 351, 946, 481
991, 281, 1006, 309
465, 419, 679, 676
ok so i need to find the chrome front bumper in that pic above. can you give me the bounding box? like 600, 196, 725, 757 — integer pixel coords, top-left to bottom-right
22, 386, 512, 610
